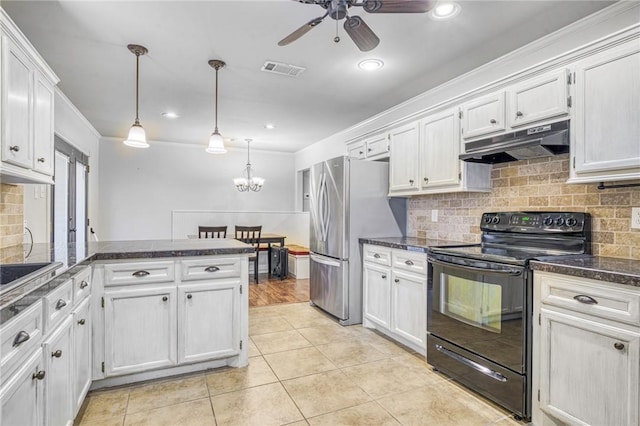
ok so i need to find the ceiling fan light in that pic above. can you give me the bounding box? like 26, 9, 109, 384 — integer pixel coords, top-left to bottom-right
206, 131, 227, 154
123, 123, 149, 148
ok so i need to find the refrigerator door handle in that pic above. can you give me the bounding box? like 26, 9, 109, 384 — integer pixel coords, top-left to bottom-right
320, 173, 331, 242
313, 172, 325, 242
310, 253, 341, 267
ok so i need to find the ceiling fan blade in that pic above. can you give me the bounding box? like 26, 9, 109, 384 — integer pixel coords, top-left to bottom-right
278, 15, 326, 46
363, 0, 436, 13
344, 16, 380, 52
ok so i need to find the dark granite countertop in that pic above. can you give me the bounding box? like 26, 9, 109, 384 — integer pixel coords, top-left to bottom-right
0, 238, 254, 321
359, 236, 468, 254
530, 256, 640, 287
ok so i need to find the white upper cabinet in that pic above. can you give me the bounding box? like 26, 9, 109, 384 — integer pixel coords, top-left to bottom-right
347, 132, 390, 161
389, 122, 420, 193
508, 69, 569, 128
419, 108, 461, 189
347, 141, 366, 160
1, 10, 58, 184
461, 91, 506, 139
570, 38, 640, 183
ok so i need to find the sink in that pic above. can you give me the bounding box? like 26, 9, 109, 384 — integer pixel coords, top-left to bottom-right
0, 262, 62, 286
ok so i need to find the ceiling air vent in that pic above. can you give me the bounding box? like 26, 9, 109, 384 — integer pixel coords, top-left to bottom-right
261, 61, 306, 77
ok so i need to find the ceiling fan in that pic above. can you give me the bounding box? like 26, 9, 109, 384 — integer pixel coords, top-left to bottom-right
278, 0, 437, 52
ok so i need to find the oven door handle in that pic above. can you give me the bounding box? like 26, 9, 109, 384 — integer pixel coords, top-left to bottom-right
435, 344, 508, 382
428, 257, 523, 276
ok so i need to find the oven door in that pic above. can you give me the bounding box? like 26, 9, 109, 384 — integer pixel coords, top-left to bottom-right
427, 254, 527, 373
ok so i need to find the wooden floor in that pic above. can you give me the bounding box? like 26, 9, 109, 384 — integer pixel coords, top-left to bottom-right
248, 274, 310, 307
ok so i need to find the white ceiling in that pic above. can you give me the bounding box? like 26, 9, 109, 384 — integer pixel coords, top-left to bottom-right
3, 0, 614, 153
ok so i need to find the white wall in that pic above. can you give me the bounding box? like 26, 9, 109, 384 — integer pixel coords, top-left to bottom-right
98, 138, 296, 241
24, 89, 101, 243
293, 2, 640, 172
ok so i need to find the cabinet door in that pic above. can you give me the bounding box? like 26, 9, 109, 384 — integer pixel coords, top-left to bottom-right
419, 108, 461, 189
43, 316, 73, 426
32, 72, 54, 176
0, 348, 45, 426
539, 309, 640, 426
72, 297, 91, 416
178, 281, 240, 364
508, 69, 569, 128
391, 270, 426, 348
573, 40, 640, 175
363, 263, 391, 328
347, 142, 366, 160
365, 133, 389, 158
389, 122, 419, 192
461, 91, 506, 139
2, 36, 33, 169
104, 286, 177, 376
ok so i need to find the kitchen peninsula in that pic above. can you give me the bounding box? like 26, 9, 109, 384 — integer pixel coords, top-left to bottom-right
0, 238, 254, 426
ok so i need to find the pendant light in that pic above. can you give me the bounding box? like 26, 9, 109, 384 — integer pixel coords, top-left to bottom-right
206, 59, 227, 154
123, 44, 149, 148
234, 139, 265, 192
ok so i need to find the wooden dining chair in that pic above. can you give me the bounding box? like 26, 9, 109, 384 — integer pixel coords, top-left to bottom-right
198, 226, 227, 239
234, 225, 262, 283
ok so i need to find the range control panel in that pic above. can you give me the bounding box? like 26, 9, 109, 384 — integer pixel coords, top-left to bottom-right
480, 212, 589, 233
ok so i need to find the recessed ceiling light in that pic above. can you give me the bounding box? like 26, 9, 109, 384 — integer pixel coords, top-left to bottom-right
264, 123, 276, 130
161, 111, 179, 119
358, 59, 384, 71
429, 2, 461, 20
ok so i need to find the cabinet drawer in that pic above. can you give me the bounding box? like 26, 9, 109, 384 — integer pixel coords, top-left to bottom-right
73, 267, 91, 303
539, 273, 640, 326
104, 261, 175, 287
43, 279, 73, 333
363, 245, 391, 266
392, 250, 427, 275
180, 257, 241, 281
0, 300, 43, 380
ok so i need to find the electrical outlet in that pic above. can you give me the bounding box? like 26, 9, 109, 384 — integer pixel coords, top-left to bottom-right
632, 207, 640, 230
432, 209, 438, 222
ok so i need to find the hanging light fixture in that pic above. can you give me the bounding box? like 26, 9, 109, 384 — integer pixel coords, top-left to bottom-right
234, 139, 265, 192
206, 59, 227, 154
123, 44, 149, 148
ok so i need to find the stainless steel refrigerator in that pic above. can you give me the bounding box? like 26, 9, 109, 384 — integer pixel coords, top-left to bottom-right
309, 156, 406, 325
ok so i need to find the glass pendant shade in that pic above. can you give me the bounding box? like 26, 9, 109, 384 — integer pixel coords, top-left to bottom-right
206, 131, 226, 154
124, 122, 149, 148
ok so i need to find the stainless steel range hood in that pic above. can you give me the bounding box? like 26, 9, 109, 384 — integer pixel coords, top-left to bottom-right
460, 121, 569, 164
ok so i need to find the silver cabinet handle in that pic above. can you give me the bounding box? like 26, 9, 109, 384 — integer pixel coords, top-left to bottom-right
573, 294, 598, 305
162, 296, 168, 302
78, 319, 86, 325
405, 260, 414, 266
394, 278, 400, 283
37, 157, 45, 163
9, 145, 20, 152
359, 151, 364, 155
409, 179, 414, 185
381, 274, 387, 279
32, 371, 46, 380
55, 299, 67, 310
132, 270, 150, 278
614, 342, 625, 351
52, 350, 62, 358
490, 119, 497, 124
80, 281, 89, 289
13, 331, 30, 347
423, 177, 428, 182
204, 266, 220, 273
516, 111, 523, 117
367, 148, 372, 152
187, 294, 193, 299
373, 253, 381, 259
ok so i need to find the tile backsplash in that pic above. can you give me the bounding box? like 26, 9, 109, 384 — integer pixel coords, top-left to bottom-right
0, 183, 24, 250
408, 154, 640, 260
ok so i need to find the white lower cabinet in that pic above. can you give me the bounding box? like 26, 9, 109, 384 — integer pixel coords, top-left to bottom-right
178, 280, 240, 364
533, 271, 640, 426
72, 297, 92, 414
0, 348, 45, 426
104, 285, 177, 376
43, 316, 73, 426
363, 245, 427, 353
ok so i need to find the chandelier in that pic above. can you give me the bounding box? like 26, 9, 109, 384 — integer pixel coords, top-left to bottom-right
234, 139, 265, 192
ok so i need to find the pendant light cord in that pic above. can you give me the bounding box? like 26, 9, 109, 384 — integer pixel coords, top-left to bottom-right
214, 67, 219, 133
135, 52, 140, 125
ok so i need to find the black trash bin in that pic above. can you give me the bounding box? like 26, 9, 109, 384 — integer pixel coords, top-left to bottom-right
270, 246, 288, 280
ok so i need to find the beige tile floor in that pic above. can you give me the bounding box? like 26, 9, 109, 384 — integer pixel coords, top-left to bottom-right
77, 302, 526, 426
